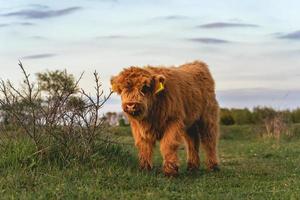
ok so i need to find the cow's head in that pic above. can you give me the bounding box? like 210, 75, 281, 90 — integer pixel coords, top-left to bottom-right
111, 67, 165, 120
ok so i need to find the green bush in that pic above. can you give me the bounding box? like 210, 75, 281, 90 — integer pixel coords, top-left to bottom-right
292, 108, 300, 123
220, 108, 235, 125
231, 108, 253, 125
118, 118, 127, 127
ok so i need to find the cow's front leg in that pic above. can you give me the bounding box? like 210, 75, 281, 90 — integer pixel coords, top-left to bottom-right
136, 138, 155, 171
131, 122, 155, 170
160, 121, 183, 177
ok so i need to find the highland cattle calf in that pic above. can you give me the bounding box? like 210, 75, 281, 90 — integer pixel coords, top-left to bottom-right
111, 61, 220, 176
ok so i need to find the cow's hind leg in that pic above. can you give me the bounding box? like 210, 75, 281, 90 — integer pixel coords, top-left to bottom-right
183, 123, 200, 171
199, 111, 220, 171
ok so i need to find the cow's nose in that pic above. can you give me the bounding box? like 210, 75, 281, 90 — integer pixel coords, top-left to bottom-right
126, 103, 136, 110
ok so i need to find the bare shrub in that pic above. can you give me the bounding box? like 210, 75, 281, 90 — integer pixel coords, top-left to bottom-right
0, 62, 112, 160
261, 114, 293, 140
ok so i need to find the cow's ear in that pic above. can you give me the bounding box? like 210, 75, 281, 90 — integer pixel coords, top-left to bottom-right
153, 74, 166, 95
110, 76, 122, 94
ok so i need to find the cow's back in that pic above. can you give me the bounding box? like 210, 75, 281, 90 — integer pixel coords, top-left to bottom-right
163, 61, 215, 126
177, 61, 215, 89
145, 61, 217, 129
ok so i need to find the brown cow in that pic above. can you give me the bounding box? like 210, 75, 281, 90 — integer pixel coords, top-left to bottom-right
111, 61, 220, 176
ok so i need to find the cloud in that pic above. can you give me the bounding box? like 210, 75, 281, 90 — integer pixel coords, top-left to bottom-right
15, 22, 35, 26
217, 88, 300, 109
0, 22, 35, 28
197, 22, 260, 29
2, 6, 82, 19
30, 36, 48, 40
269, 48, 300, 58
22, 53, 56, 59
278, 30, 300, 40
96, 35, 139, 39
28, 4, 50, 9
153, 15, 189, 20
187, 37, 231, 44
87, 0, 118, 2
269, 32, 283, 37
0, 23, 9, 28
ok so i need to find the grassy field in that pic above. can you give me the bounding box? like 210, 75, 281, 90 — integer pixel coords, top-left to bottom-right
1, 125, 300, 199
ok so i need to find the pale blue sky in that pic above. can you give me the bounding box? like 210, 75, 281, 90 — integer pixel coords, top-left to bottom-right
1, 0, 300, 112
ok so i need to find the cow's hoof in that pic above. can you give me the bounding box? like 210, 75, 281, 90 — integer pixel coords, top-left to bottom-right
187, 162, 199, 172
209, 164, 220, 172
163, 162, 179, 177
139, 163, 152, 171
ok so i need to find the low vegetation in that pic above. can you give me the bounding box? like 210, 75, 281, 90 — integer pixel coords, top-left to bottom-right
1, 125, 300, 199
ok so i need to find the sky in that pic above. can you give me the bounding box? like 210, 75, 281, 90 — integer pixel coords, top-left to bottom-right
0, 0, 300, 112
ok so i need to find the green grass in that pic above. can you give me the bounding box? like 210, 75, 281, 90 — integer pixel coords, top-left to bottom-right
1, 125, 300, 199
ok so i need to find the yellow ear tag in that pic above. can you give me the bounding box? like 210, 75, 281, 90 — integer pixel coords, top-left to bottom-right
155, 82, 164, 94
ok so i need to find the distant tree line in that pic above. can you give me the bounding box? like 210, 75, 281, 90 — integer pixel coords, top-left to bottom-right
101, 112, 129, 127
220, 107, 300, 125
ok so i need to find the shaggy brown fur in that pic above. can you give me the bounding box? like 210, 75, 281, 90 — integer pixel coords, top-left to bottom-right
111, 61, 220, 176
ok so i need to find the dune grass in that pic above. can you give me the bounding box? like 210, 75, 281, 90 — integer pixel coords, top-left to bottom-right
0, 125, 300, 199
